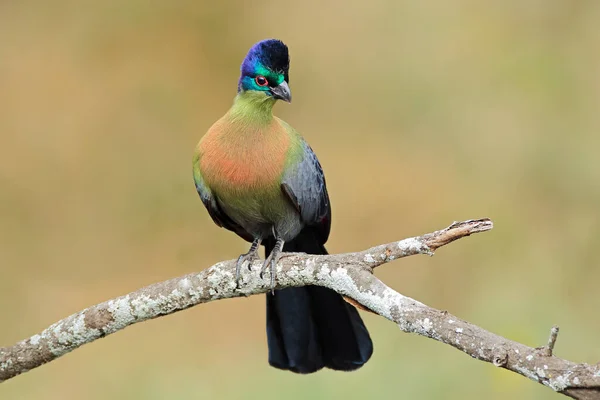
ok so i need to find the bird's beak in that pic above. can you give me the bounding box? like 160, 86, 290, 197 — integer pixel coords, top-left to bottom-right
270, 81, 292, 103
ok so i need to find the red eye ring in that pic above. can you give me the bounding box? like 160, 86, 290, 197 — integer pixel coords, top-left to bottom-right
255, 75, 269, 87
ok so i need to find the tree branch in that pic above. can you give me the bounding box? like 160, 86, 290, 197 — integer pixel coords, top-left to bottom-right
1, 218, 598, 398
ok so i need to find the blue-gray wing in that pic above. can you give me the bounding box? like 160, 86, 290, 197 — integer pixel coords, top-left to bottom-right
281, 141, 331, 243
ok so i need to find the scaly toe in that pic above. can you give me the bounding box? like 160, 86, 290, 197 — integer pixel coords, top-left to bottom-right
235, 256, 244, 288
246, 255, 258, 271
259, 256, 278, 294
236, 252, 260, 288
259, 257, 271, 280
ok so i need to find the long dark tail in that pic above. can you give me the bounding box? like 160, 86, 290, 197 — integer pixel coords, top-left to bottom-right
264, 229, 373, 373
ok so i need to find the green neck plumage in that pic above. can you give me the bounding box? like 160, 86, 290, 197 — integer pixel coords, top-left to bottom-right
228, 91, 276, 125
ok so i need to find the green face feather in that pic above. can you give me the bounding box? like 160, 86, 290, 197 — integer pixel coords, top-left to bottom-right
239, 63, 285, 93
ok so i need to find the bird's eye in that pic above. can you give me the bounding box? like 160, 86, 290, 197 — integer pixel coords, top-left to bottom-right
255, 76, 269, 87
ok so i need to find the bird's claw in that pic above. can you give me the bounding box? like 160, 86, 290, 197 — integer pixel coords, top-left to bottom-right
260, 252, 281, 295
259, 238, 285, 294
235, 251, 259, 289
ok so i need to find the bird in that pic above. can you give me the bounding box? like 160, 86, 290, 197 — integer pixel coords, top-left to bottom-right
192, 39, 373, 373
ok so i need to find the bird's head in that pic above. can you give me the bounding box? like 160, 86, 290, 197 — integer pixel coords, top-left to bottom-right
238, 39, 291, 103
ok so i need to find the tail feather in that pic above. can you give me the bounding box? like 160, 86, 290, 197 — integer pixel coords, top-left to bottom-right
265, 229, 373, 373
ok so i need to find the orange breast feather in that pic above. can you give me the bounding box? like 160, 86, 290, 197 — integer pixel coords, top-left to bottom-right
198, 117, 291, 192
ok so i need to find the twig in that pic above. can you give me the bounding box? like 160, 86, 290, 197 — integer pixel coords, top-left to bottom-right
545, 325, 560, 357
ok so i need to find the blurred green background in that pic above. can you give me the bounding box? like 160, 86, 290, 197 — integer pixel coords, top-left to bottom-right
1, 1, 599, 399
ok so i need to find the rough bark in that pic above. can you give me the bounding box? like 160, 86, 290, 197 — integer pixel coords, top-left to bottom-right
1, 219, 599, 398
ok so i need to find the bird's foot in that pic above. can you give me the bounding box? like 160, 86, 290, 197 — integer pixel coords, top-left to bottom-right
260, 238, 285, 294
235, 238, 261, 288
